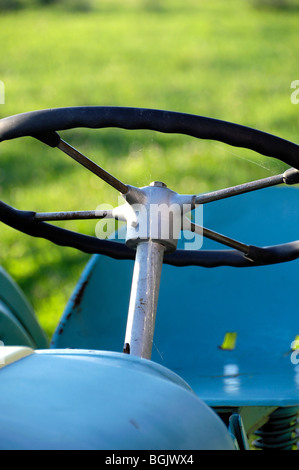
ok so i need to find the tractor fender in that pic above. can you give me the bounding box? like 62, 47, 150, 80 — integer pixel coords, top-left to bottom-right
0, 348, 235, 450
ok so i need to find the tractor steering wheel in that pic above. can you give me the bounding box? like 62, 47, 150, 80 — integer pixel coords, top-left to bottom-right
0, 106, 299, 268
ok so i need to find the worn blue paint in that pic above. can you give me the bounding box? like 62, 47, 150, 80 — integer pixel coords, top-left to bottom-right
0, 267, 48, 349
0, 349, 235, 450
52, 187, 299, 408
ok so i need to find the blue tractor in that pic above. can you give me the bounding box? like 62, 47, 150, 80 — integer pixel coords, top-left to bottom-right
0, 107, 298, 450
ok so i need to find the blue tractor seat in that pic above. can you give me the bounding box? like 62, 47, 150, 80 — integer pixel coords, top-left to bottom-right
51, 186, 299, 412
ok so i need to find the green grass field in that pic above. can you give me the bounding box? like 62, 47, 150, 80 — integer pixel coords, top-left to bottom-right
1, 0, 299, 337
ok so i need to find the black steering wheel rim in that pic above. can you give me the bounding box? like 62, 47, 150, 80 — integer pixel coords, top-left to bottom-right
1, 106, 299, 168
0, 106, 299, 268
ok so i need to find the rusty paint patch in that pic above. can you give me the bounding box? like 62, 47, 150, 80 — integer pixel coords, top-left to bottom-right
73, 279, 89, 309
71, 264, 96, 310
123, 343, 130, 354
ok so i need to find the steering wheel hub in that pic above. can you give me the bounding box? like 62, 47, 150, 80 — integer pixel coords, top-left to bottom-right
123, 183, 195, 252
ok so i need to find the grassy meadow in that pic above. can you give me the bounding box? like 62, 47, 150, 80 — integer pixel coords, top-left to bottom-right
0, 0, 299, 338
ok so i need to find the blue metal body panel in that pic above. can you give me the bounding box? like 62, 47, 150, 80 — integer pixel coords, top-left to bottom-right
0, 349, 235, 450
52, 187, 299, 408
0, 267, 48, 349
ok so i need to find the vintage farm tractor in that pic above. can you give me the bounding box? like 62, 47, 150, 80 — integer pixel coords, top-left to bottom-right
0, 107, 298, 450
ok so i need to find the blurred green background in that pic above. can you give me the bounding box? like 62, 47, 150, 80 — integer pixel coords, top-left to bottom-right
0, 0, 299, 338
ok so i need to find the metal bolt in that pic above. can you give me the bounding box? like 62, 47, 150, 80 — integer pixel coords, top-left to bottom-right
149, 181, 167, 188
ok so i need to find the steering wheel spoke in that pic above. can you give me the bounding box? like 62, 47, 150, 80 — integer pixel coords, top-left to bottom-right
34, 209, 116, 222
195, 167, 299, 205
184, 218, 251, 255
34, 202, 131, 223
57, 139, 128, 194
